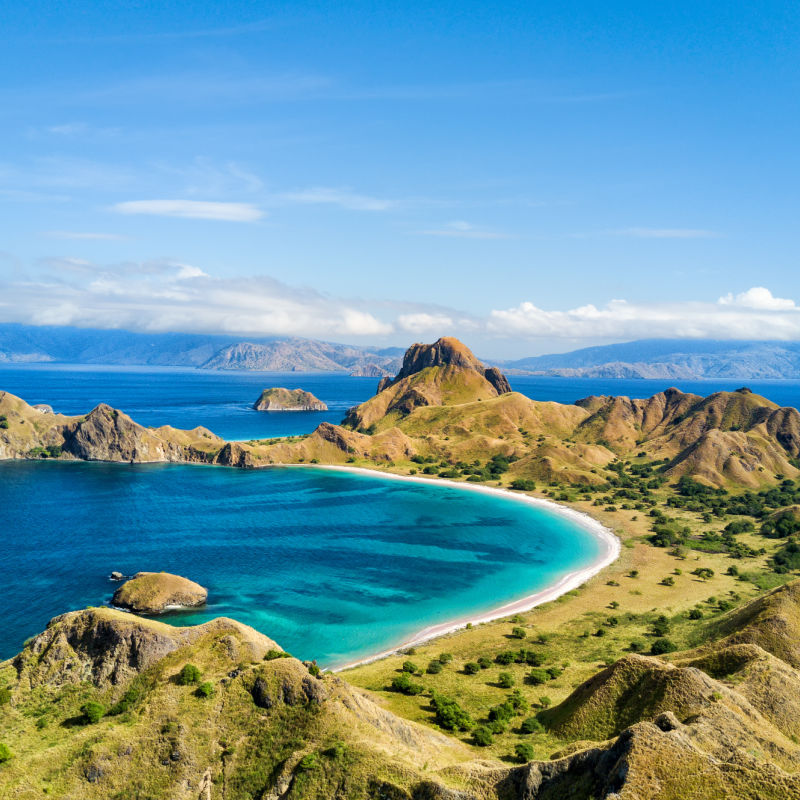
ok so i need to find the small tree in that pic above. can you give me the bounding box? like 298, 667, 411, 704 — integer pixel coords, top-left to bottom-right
528, 668, 548, 685
511, 626, 527, 639
0, 743, 12, 762
401, 660, 419, 674
177, 664, 202, 685
651, 638, 677, 655
538, 695, 552, 709
472, 726, 493, 747
477, 656, 492, 670
520, 716, 544, 733
427, 660, 443, 674
196, 682, 215, 698
498, 672, 515, 689
463, 662, 480, 675
81, 701, 106, 724
515, 742, 535, 762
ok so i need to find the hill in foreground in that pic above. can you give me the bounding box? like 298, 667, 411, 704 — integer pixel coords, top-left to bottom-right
5, 581, 800, 797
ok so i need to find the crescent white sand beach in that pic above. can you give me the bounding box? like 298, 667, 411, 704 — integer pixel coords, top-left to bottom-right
304, 465, 621, 672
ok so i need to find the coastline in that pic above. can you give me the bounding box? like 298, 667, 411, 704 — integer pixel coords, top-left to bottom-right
310, 465, 621, 672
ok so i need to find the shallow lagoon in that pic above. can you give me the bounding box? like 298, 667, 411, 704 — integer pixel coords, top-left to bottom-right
0, 461, 603, 667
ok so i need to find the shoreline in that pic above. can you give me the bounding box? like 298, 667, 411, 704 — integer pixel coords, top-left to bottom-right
310, 465, 621, 672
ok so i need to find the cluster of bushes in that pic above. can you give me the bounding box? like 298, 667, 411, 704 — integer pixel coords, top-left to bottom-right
27, 445, 63, 459
430, 692, 473, 731
0, 414, 8, 430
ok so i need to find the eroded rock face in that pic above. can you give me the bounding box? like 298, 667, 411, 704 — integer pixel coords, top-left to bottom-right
13, 608, 183, 688
63, 404, 181, 462
382, 337, 511, 396
112, 571, 208, 615
253, 388, 328, 411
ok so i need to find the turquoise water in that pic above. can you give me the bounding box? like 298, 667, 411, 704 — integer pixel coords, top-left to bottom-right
0, 461, 603, 667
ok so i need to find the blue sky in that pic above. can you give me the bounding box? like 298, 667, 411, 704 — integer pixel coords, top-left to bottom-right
1, 1, 799, 356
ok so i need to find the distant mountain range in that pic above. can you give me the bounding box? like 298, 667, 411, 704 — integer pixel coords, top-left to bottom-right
0, 324, 403, 374
2, 325, 800, 379
501, 339, 800, 379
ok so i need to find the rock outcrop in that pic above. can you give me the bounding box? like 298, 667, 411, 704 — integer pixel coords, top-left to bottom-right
111, 571, 208, 615
253, 387, 328, 411
382, 336, 512, 395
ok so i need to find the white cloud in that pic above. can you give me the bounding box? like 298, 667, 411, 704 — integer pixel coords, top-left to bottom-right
112, 199, 263, 222
718, 286, 796, 311
282, 187, 392, 211
416, 220, 508, 239
611, 227, 719, 239
489, 288, 800, 341
0, 259, 393, 339
397, 312, 455, 333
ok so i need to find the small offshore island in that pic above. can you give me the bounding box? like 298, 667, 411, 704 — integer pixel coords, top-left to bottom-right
112, 572, 208, 615
253, 387, 328, 412
3, 337, 800, 799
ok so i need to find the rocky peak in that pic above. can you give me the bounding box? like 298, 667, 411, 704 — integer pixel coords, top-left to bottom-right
379, 337, 511, 395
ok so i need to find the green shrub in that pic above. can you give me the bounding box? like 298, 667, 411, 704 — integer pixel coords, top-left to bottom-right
511, 626, 527, 639
463, 662, 480, 675
488, 701, 515, 723
545, 666, 562, 680
108, 683, 143, 716
538, 696, 552, 709
477, 656, 492, 670
651, 616, 670, 637
651, 638, 677, 655
528, 668, 548, 685
471, 726, 493, 746
0, 743, 12, 763
402, 660, 419, 674
688, 608, 703, 620
308, 663, 321, 677
427, 660, 443, 674
510, 479, 535, 491
297, 752, 318, 770
498, 671, 515, 688
81, 701, 106, 724
264, 649, 291, 660
520, 716, 544, 734
391, 673, 423, 695
177, 664, 202, 685
495, 651, 516, 665
515, 742, 535, 762
0, 687, 10, 706
196, 682, 215, 698
430, 692, 473, 731
438, 653, 453, 664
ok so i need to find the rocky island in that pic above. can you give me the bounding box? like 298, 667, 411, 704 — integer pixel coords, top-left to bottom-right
111, 571, 208, 615
252, 387, 328, 412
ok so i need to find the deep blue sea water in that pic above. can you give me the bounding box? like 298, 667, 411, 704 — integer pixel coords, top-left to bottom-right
0, 461, 602, 667
0, 364, 797, 441
1, 365, 799, 667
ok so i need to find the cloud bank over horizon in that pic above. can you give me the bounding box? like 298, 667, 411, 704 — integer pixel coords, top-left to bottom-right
0, 260, 798, 355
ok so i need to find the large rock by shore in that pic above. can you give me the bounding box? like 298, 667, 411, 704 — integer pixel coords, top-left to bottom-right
253, 387, 328, 411
111, 571, 208, 615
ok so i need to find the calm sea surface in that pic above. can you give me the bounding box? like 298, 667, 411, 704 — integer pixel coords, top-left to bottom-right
1, 366, 798, 666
